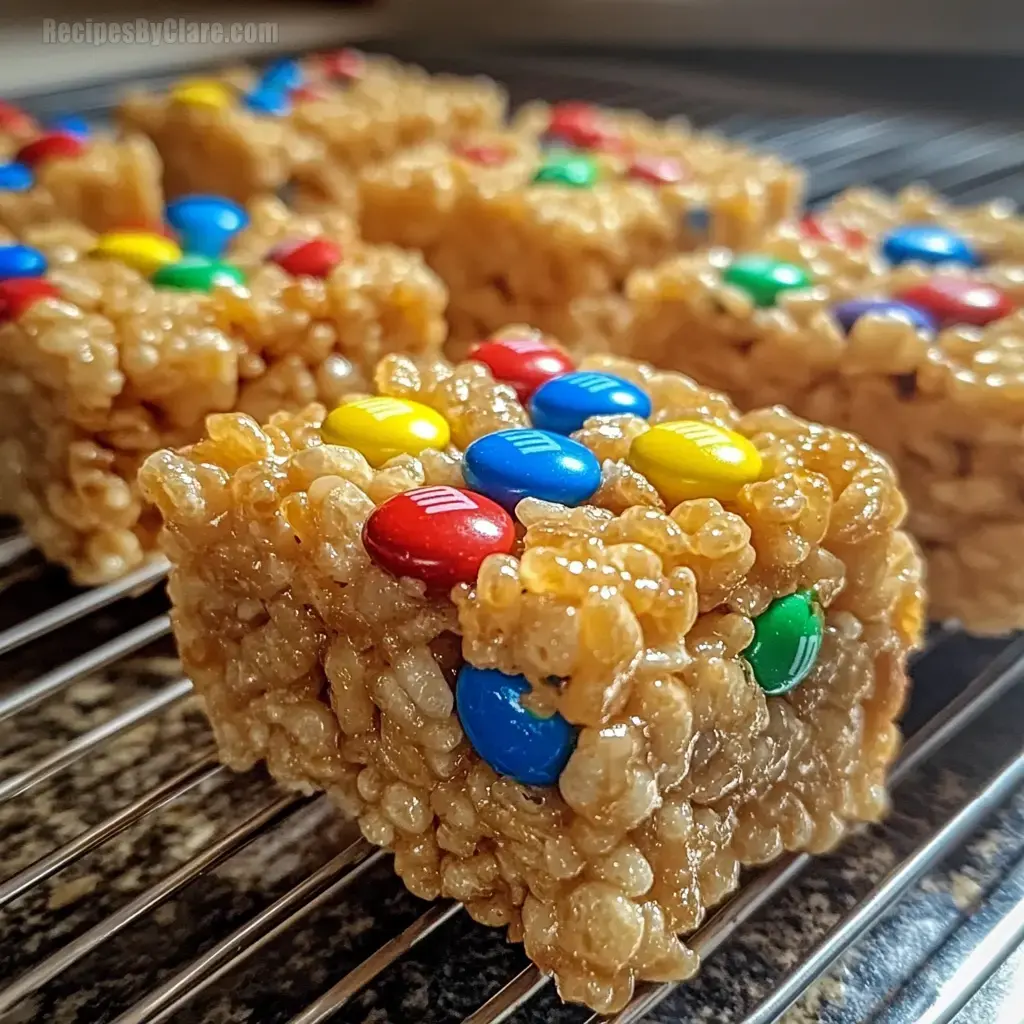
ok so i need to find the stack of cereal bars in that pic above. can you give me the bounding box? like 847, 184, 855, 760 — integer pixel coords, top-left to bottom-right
7, 46, 1023, 1011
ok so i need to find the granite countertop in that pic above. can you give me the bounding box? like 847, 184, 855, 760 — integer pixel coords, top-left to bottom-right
1, 554, 1023, 1024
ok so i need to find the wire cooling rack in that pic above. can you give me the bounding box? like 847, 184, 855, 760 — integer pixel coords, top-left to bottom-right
3, 48, 1024, 1024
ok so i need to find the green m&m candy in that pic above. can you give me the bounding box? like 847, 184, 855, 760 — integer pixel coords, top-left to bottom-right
532, 152, 599, 188
744, 590, 824, 695
152, 255, 246, 292
723, 254, 810, 308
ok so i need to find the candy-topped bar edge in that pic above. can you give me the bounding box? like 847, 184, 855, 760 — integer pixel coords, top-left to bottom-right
357, 100, 804, 353
140, 326, 923, 1012
620, 196, 1024, 634
117, 50, 508, 208
0, 193, 447, 584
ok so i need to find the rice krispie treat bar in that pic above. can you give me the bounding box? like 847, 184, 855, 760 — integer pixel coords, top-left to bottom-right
622, 227, 1022, 633
813, 184, 1024, 278
0, 193, 446, 583
141, 329, 923, 1011
0, 103, 163, 235
118, 50, 506, 208
358, 102, 803, 350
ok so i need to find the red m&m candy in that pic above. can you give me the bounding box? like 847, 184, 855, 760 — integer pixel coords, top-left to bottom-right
363, 486, 516, 591
17, 131, 87, 168
897, 277, 1015, 328
321, 48, 365, 82
627, 155, 689, 186
470, 333, 575, 402
291, 85, 327, 103
452, 141, 509, 167
0, 101, 35, 136
269, 237, 342, 279
546, 101, 621, 151
799, 215, 866, 250
0, 278, 60, 323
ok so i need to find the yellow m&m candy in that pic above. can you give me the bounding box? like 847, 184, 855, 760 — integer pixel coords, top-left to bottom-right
628, 419, 762, 506
170, 80, 233, 109
92, 232, 182, 276
321, 397, 451, 467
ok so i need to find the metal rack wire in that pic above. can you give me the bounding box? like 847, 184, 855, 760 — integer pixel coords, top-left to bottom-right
3, 50, 1024, 1024
1, 535, 1022, 1024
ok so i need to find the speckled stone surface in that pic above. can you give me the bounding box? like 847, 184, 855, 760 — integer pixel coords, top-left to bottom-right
1, 545, 1023, 1024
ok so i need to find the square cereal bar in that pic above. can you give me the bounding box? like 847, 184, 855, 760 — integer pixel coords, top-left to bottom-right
0, 104, 163, 234
358, 102, 802, 350
140, 336, 922, 1012
622, 223, 1023, 633
118, 50, 506, 207
0, 194, 446, 583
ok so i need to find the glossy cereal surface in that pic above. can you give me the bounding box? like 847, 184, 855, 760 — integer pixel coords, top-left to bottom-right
141, 342, 922, 1012
0, 201, 447, 583
624, 239, 1024, 633
357, 108, 804, 351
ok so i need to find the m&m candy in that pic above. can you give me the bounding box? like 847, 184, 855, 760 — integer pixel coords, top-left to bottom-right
152, 255, 245, 292
166, 195, 249, 258
0, 162, 33, 192
545, 101, 616, 151
628, 155, 688, 186
269, 237, 342, 279
16, 132, 86, 168
170, 80, 233, 109
469, 333, 574, 402
832, 298, 936, 335
529, 372, 651, 435
0, 278, 60, 323
882, 225, 980, 268
744, 590, 824, 695
627, 420, 762, 506
261, 57, 303, 91
290, 85, 328, 104
456, 665, 578, 787
0, 101, 35, 135
897, 278, 1014, 328
723, 255, 811, 308
685, 206, 710, 236
452, 141, 510, 167
244, 88, 291, 116
92, 232, 182, 276
321, 397, 450, 466
799, 215, 866, 249
0, 244, 46, 281
463, 429, 602, 511
321, 48, 366, 81
532, 152, 599, 188
363, 486, 516, 591
47, 114, 90, 138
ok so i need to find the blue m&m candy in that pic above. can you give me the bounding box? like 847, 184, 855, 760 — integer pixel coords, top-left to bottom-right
0, 244, 46, 281
166, 195, 249, 258
261, 57, 302, 91
463, 429, 602, 511
882, 225, 980, 269
47, 114, 90, 138
243, 87, 291, 116
0, 162, 33, 192
529, 372, 652, 435
832, 298, 936, 334
456, 665, 578, 787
